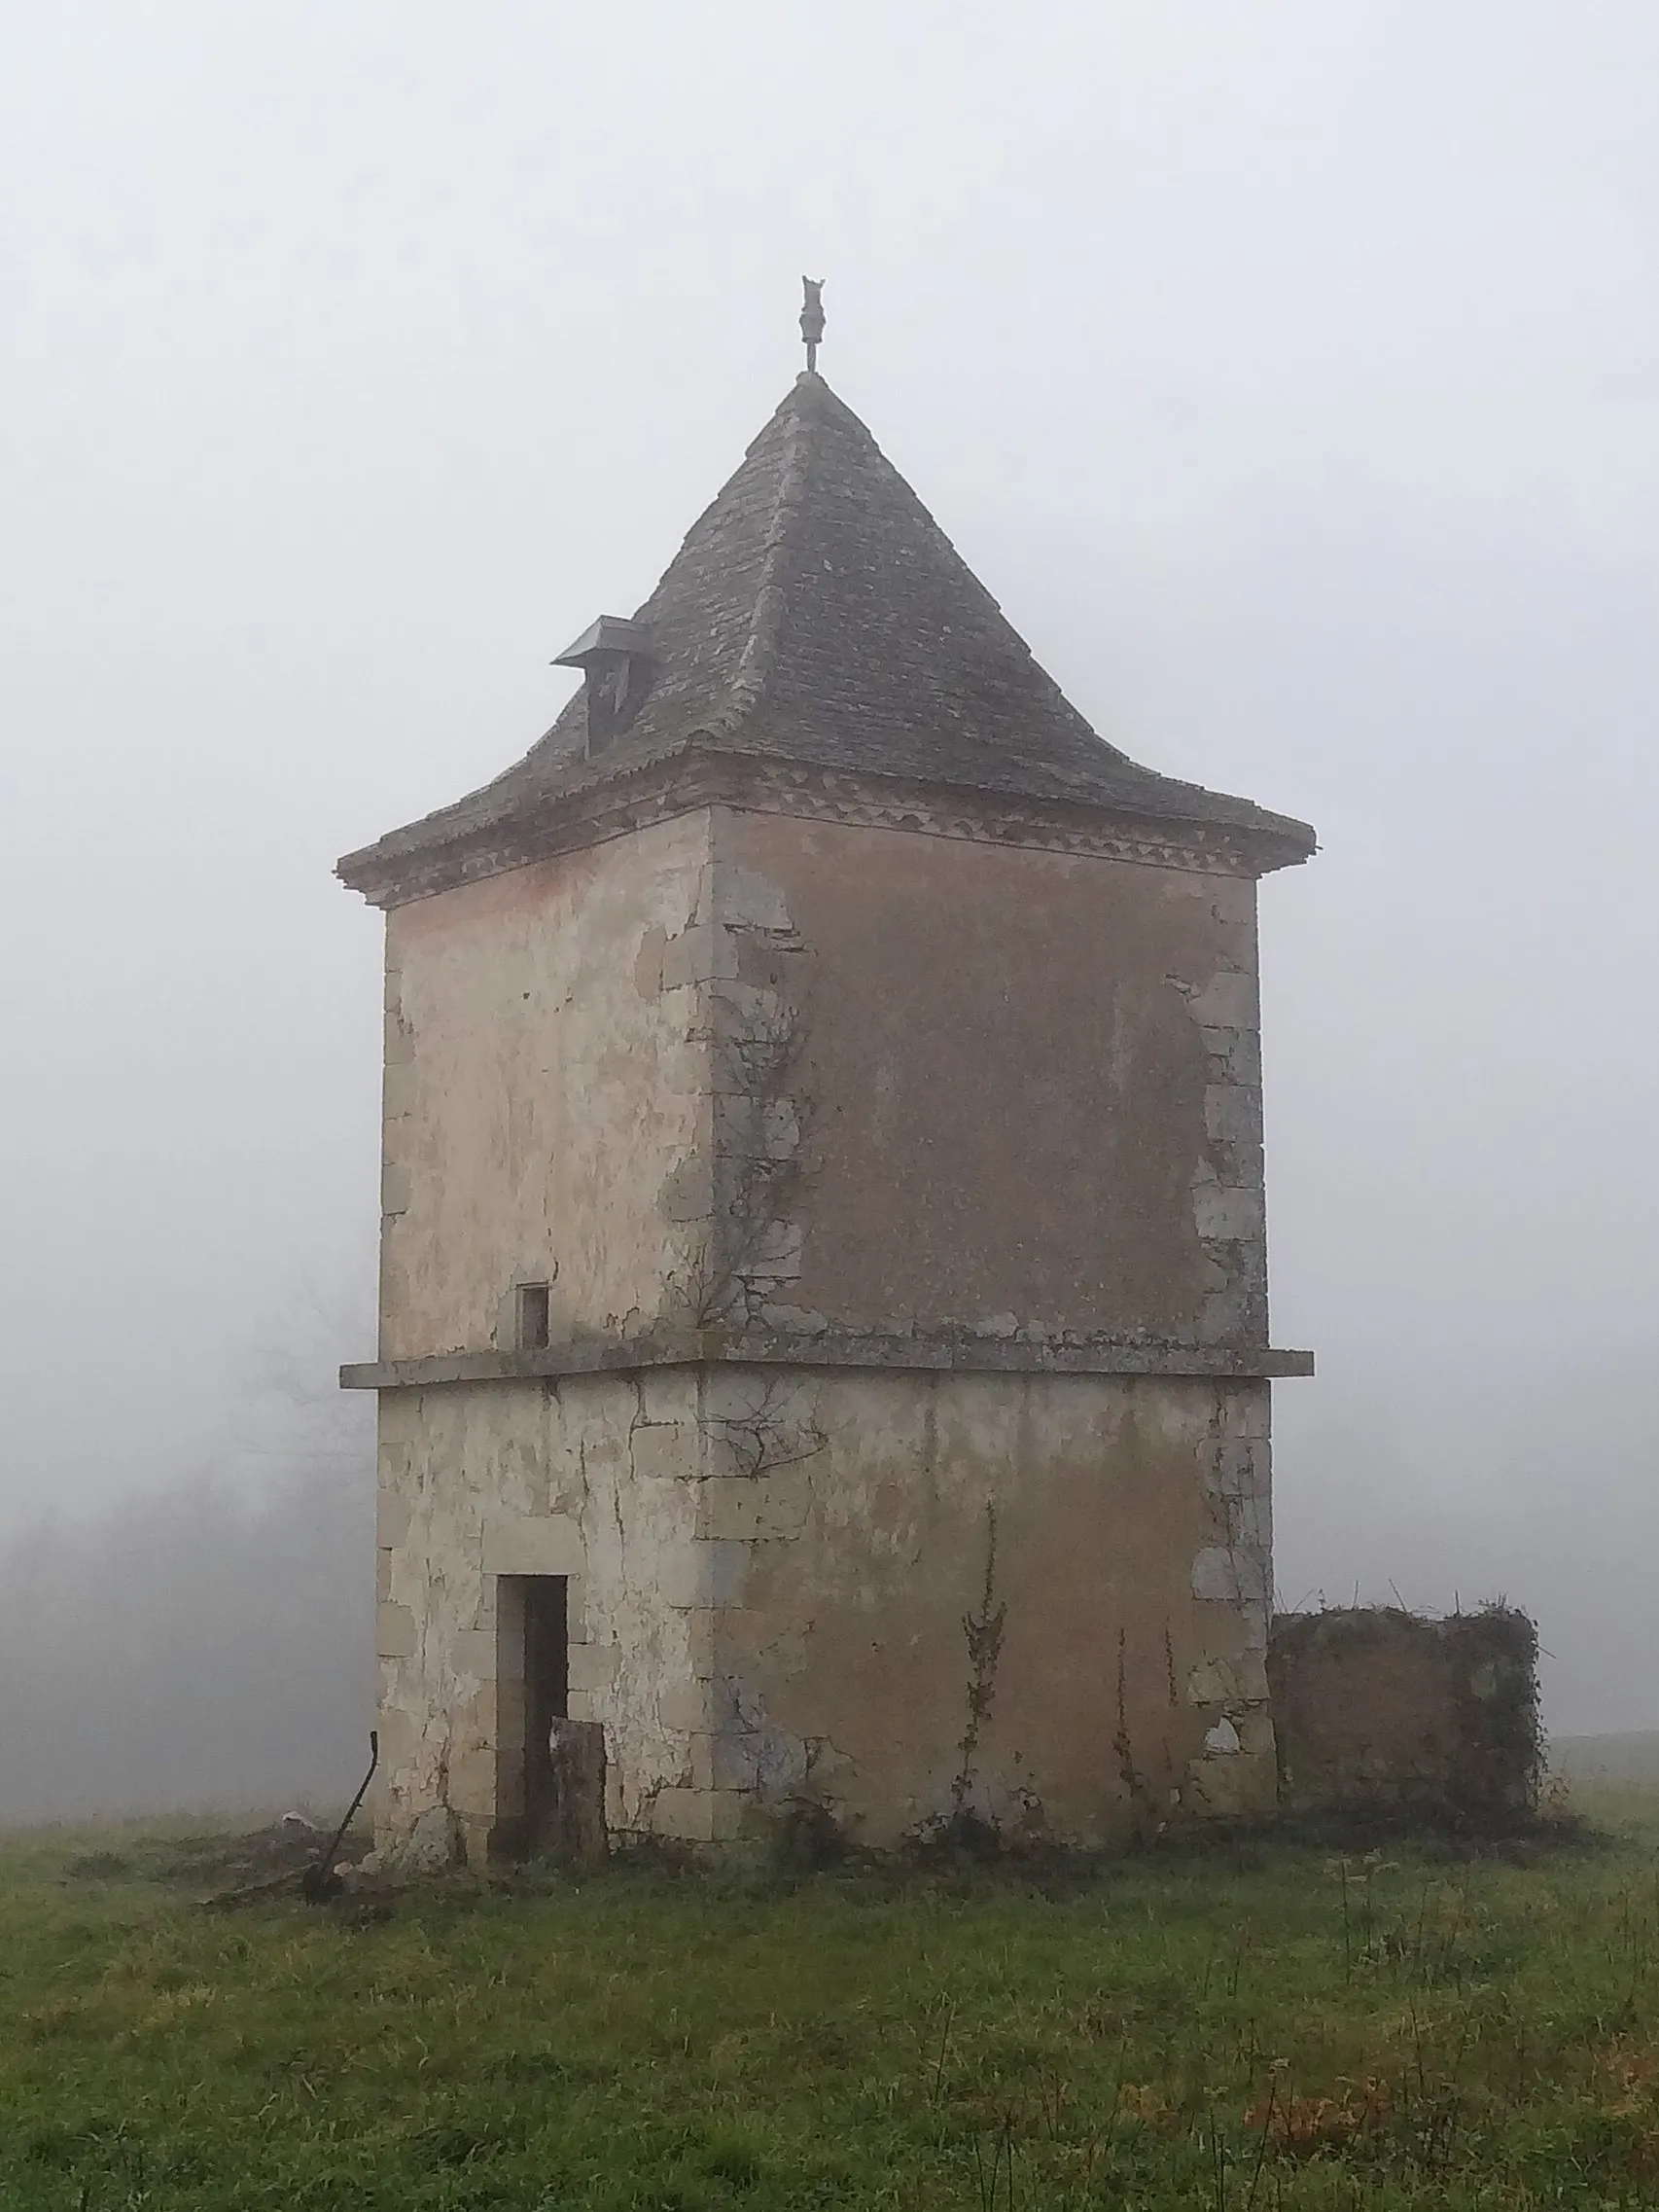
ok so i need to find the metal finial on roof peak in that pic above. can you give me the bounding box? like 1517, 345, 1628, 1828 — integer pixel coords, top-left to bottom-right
799, 276, 826, 374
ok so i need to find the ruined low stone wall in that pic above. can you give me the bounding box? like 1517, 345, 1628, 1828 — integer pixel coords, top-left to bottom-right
1267, 1607, 1540, 1830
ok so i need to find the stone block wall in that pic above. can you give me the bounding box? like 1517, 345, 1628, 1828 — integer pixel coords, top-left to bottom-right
1267, 1607, 1540, 1829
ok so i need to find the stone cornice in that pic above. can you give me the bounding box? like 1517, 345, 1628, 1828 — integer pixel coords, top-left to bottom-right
338, 745, 1314, 910
340, 1328, 1315, 1391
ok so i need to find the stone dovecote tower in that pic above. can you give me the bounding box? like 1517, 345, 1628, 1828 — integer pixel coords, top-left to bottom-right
338, 366, 1315, 1866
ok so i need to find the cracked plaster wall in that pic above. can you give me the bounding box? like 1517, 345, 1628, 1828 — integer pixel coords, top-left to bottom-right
373, 1364, 1275, 1858
375, 1370, 714, 1861
376, 806, 1270, 1362
701, 1366, 1276, 1844
377, 812, 715, 1359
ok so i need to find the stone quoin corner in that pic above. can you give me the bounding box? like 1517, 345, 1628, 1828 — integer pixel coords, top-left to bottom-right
336, 353, 1319, 1868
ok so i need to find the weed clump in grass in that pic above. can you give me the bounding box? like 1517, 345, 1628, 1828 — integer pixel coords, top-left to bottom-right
61, 1849, 131, 1882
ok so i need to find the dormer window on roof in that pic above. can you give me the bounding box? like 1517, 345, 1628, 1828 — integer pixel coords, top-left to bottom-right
553, 617, 653, 753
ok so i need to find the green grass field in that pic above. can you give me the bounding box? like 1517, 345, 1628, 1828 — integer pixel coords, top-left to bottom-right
5, 1795, 1659, 2210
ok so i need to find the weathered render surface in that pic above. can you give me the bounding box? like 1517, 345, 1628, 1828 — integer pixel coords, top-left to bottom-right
341, 364, 1316, 1862
374, 1373, 701, 1863
705, 806, 1268, 1348
368, 803, 1279, 1372
670, 1367, 1278, 1842
368, 813, 1284, 1855
378, 813, 713, 1357
374, 1364, 1276, 1861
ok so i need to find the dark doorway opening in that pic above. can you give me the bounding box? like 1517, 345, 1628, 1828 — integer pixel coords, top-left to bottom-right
496, 1575, 567, 1852
496, 1576, 607, 1866
521, 1576, 568, 1839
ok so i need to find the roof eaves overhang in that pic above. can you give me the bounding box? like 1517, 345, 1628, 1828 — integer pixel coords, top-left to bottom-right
336, 741, 1317, 910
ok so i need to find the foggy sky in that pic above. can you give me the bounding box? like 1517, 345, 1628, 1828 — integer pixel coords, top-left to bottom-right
2, 0, 1656, 1781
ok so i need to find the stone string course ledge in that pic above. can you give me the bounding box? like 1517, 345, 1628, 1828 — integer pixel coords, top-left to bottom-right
341, 1329, 1315, 1392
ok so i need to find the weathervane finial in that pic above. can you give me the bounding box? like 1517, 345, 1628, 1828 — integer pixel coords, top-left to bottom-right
799, 276, 826, 374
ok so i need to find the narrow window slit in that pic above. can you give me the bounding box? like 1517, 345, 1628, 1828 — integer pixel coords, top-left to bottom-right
517, 1282, 550, 1351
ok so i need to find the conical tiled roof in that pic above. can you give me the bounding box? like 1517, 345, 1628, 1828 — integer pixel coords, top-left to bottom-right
339, 374, 1314, 903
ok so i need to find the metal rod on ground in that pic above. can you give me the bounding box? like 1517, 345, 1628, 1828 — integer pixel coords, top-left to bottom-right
301, 1730, 378, 1902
